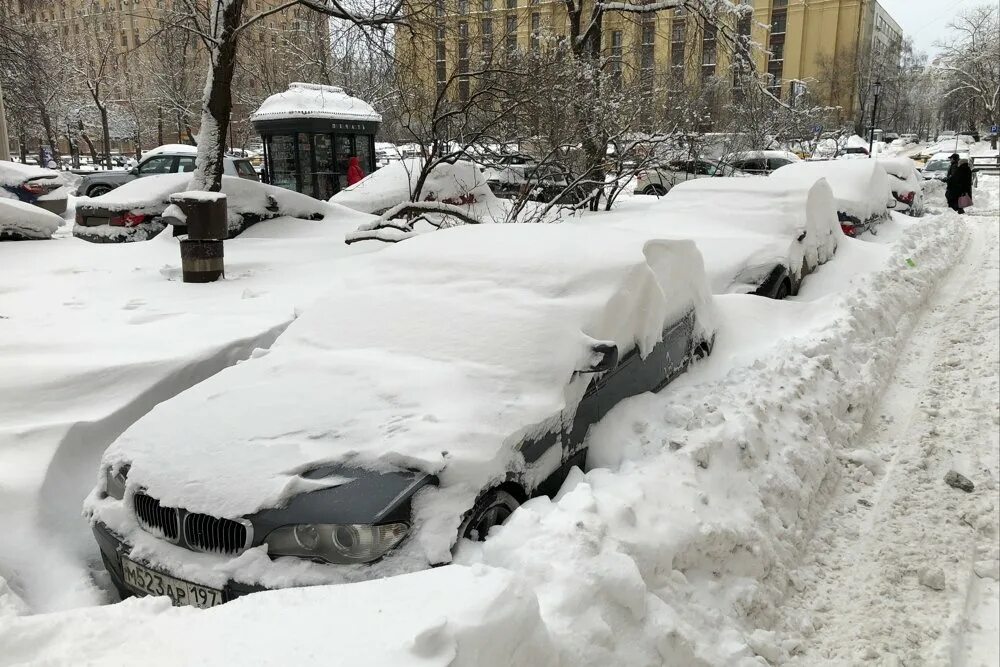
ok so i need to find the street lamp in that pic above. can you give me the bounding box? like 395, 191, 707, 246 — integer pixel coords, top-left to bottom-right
868, 79, 882, 157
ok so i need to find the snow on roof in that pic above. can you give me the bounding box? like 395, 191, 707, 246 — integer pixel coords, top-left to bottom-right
103, 223, 713, 521
331, 158, 497, 216
142, 144, 198, 159
251, 83, 382, 123
725, 150, 801, 163
0, 197, 64, 239
597, 177, 840, 294
0, 160, 63, 187
769, 159, 893, 223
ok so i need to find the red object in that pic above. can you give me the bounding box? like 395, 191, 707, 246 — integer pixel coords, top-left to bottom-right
21, 182, 48, 195
346, 156, 365, 186
840, 223, 856, 237
110, 211, 148, 227
893, 191, 915, 205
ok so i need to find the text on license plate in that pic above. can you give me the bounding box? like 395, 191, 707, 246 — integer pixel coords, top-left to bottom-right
121, 557, 222, 608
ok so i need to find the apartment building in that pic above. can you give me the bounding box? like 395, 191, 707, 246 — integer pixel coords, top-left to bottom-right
405, 0, 903, 123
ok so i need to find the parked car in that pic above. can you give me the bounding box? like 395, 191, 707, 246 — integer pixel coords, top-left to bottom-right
0, 197, 65, 241
481, 153, 545, 197
74, 173, 325, 243
722, 150, 800, 175
920, 152, 965, 182
634, 158, 744, 196
0, 160, 70, 214
516, 163, 589, 204
877, 157, 925, 216
631, 176, 840, 298
770, 159, 894, 237
77, 144, 258, 198
86, 222, 715, 606
837, 146, 870, 158
899, 133, 919, 144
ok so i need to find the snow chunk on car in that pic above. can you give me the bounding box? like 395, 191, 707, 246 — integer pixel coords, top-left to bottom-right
96, 223, 715, 522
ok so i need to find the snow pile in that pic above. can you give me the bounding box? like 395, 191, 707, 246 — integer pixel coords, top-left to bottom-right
0, 198, 64, 240
0, 564, 558, 667
251, 82, 381, 123
770, 159, 893, 223
89, 223, 714, 581
876, 156, 923, 193
454, 215, 970, 665
0, 160, 63, 188
331, 158, 500, 217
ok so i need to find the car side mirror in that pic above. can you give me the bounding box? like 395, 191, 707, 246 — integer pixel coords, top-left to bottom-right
129, 167, 139, 176
582, 342, 618, 374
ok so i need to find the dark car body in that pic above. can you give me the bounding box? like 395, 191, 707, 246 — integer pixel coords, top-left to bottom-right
77, 151, 258, 198
92, 307, 709, 605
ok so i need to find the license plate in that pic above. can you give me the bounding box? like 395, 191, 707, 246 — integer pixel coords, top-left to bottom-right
121, 557, 222, 608
84, 217, 110, 227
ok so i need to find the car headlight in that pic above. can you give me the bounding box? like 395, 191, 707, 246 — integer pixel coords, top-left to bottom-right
264, 523, 408, 564
104, 464, 130, 500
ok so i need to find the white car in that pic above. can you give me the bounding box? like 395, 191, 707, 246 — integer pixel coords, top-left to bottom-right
722, 150, 801, 175
633, 158, 745, 196
921, 152, 965, 182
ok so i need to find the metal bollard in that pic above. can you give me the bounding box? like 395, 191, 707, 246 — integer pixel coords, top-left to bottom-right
169, 191, 227, 283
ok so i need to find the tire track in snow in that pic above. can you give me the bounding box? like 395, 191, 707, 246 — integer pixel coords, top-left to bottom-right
778, 214, 999, 665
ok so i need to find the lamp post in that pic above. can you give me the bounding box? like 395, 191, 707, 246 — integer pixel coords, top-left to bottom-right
868, 79, 882, 157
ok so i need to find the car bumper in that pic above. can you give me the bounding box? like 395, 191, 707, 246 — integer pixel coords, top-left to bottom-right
92, 521, 265, 604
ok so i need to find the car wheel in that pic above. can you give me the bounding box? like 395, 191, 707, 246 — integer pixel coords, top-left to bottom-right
87, 185, 112, 197
460, 488, 521, 541
643, 184, 668, 196
774, 280, 791, 300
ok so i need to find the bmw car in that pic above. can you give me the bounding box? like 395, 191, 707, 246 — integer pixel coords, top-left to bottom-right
86, 223, 716, 606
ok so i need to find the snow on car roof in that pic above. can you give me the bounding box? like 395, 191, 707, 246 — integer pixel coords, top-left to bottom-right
141, 144, 198, 159
0, 197, 64, 239
769, 159, 893, 222
601, 177, 840, 293
0, 159, 63, 187
251, 82, 382, 123
725, 150, 801, 162
104, 223, 714, 519
875, 157, 923, 193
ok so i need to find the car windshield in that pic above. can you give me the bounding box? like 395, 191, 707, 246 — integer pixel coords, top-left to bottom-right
234, 160, 257, 178
924, 160, 949, 172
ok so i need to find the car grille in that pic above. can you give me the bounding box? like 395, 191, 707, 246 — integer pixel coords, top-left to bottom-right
183, 513, 249, 555
133, 492, 180, 542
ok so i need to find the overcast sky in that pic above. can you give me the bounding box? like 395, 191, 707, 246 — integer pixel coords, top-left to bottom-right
878, 0, 986, 59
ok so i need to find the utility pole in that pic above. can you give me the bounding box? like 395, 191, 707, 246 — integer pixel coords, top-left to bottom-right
868, 80, 882, 157
0, 80, 11, 161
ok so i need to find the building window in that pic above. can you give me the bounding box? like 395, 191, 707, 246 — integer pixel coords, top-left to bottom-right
506, 14, 518, 53
701, 22, 716, 80
670, 17, 685, 90
120, 29, 127, 46
458, 21, 470, 100
482, 0, 492, 10
640, 15, 655, 87
530, 12, 540, 52
458, 0, 468, 14
506, 0, 516, 8
435, 0, 444, 17
435, 25, 447, 92
609, 29, 623, 87
481, 18, 494, 60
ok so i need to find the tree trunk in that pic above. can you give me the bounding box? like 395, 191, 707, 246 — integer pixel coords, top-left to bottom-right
99, 105, 112, 170
79, 120, 100, 166
157, 106, 164, 146
191, 0, 245, 192
38, 107, 60, 164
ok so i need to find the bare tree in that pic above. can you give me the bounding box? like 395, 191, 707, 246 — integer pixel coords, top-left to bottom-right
936, 4, 999, 133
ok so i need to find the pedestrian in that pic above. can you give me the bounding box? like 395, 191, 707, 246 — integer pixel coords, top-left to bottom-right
944, 153, 973, 214
346, 156, 365, 186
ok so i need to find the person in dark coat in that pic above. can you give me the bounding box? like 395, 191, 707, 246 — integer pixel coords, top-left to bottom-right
346, 156, 366, 186
945, 153, 973, 214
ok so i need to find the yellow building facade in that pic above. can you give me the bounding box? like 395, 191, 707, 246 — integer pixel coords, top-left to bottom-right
403, 0, 902, 122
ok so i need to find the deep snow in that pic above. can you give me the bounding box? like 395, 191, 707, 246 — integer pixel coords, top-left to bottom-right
0, 164, 997, 666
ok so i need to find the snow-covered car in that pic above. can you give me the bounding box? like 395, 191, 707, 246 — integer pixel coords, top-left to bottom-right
921, 152, 965, 182
0, 197, 65, 241
633, 158, 745, 196
77, 145, 258, 198
722, 150, 800, 175
876, 157, 925, 216
85, 222, 716, 606
619, 176, 840, 298
331, 158, 497, 217
74, 173, 326, 243
836, 146, 870, 159
769, 159, 893, 237
0, 160, 70, 214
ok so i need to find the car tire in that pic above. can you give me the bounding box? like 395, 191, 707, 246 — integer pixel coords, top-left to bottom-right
642, 185, 668, 197
459, 488, 521, 541
774, 279, 791, 300
87, 185, 113, 197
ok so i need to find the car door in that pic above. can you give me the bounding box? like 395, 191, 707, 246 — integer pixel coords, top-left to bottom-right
176, 156, 197, 174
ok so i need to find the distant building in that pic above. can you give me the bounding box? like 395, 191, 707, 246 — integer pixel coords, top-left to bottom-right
402, 0, 903, 129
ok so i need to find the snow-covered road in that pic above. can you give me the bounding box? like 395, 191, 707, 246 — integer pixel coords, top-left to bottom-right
778, 204, 1000, 665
